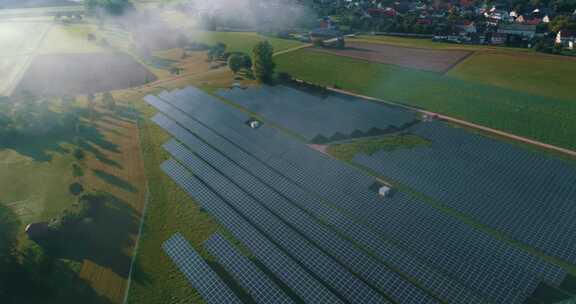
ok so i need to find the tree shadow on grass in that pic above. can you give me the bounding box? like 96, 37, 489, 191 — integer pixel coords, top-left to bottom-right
92, 170, 138, 193
0, 99, 119, 163
0, 205, 113, 304
32, 193, 149, 285
77, 140, 123, 169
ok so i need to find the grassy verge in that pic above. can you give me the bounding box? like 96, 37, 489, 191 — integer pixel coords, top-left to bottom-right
275, 49, 576, 151
122, 69, 252, 304
326, 134, 431, 162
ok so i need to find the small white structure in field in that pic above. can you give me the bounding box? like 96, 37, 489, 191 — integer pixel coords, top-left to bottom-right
249, 120, 261, 129
378, 185, 392, 198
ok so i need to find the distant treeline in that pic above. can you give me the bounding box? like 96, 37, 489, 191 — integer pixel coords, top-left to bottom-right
84, 0, 132, 15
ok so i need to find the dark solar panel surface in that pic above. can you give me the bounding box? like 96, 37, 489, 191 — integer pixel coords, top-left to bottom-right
162, 233, 242, 304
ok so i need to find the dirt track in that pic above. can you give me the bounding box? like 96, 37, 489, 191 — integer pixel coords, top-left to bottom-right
309, 41, 472, 73
16, 53, 157, 96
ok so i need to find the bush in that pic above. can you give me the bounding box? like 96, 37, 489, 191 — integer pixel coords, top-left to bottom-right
73, 148, 85, 161
69, 182, 84, 196
228, 54, 244, 74
277, 72, 293, 83
72, 163, 84, 177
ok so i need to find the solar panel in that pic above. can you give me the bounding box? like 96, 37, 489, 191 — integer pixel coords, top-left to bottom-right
164, 139, 436, 304
163, 142, 390, 304
154, 116, 483, 304
215, 86, 417, 142
353, 120, 576, 264
160, 159, 345, 304
204, 233, 295, 304
162, 233, 242, 304
146, 87, 567, 304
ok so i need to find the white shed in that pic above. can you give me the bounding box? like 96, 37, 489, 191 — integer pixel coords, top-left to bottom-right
249, 120, 261, 129
378, 185, 392, 197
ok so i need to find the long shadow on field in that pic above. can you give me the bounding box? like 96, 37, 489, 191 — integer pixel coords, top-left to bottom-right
92, 170, 138, 193
78, 140, 123, 169
0, 205, 113, 304
33, 193, 143, 281
0, 98, 119, 163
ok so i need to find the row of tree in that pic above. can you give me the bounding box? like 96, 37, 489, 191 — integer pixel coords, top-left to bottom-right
84, 0, 132, 16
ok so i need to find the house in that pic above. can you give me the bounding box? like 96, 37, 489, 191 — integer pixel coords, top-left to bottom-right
556, 30, 576, 49
498, 24, 537, 38
495, 24, 537, 46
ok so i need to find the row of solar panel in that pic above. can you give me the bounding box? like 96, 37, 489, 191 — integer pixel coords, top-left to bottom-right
215, 85, 417, 141
164, 140, 391, 304
161, 159, 345, 304
148, 87, 565, 304
151, 112, 483, 304
162, 233, 243, 304
353, 120, 576, 263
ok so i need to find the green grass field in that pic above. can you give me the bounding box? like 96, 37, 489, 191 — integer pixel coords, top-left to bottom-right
126, 92, 248, 304
39, 24, 106, 54
190, 31, 304, 54
448, 52, 576, 101
275, 49, 576, 150
327, 134, 431, 161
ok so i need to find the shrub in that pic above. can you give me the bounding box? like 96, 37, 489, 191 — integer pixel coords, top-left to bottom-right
69, 182, 84, 196
73, 148, 85, 160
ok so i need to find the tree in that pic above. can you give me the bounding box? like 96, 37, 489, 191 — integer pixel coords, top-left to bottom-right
73, 148, 85, 160
242, 54, 252, 70
69, 182, 84, 196
208, 43, 227, 61
252, 41, 276, 83
227, 54, 244, 74
102, 92, 116, 110
550, 15, 576, 33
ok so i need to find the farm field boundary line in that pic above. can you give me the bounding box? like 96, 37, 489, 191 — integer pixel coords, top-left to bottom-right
324, 86, 576, 158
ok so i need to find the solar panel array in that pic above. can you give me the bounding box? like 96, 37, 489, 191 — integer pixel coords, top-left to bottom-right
164, 140, 390, 304
353, 121, 576, 264
153, 114, 480, 303
164, 138, 434, 304
162, 233, 242, 304
161, 159, 345, 304
215, 85, 417, 142
204, 233, 295, 304
147, 86, 570, 304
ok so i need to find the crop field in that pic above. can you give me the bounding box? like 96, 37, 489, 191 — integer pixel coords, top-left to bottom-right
16, 53, 157, 96
190, 31, 304, 54
448, 51, 576, 101
310, 42, 471, 72
38, 24, 106, 54
275, 49, 576, 150
354, 35, 533, 52
0, 20, 51, 95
